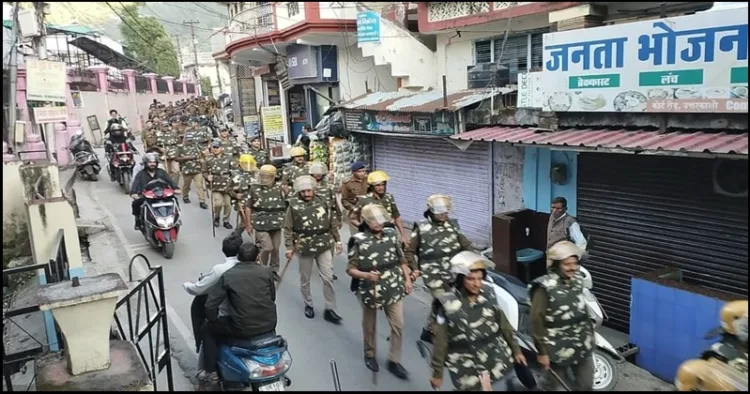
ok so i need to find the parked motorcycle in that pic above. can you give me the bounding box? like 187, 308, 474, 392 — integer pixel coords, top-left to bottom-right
138, 179, 182, 259
69, 133, 101, 181
108, 141, 136, 193
216, 332, 293, 391
481, 250, 630, 392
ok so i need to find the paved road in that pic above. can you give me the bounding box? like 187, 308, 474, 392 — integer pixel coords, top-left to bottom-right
85, 149, 440, 391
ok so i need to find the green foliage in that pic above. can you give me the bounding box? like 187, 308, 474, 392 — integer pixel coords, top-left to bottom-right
118, 3, 180, 77
199, 77, 212, 97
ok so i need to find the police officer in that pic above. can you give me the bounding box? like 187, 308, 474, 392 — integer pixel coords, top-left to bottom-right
283, 175, 343, 324
429, 251, 526, 391
176, 129, 208, 209
309, 161, 342, 280
155, 121, 182, 185
217, 127, 240, 158
281, 146, 309, 194
244, 164, 286, 274
340, 161, 368, 235
675, 358, 747, 391
231, 154, 257, 230
247, 134, 269, 166
349, 170, 407, 242
530, 241, 595, 391
406, 194, 474, 343
142, 120, 158, 150
204, 140, 238, 229
708, 301, 748, 374
346, 203, 412, 380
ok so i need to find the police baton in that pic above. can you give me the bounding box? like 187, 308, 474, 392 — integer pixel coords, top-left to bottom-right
276, 254, 293, 292
371, 279, 380, 386
206, 179, 215, 238
330, 360, 342, 391
512, 330, 572, 391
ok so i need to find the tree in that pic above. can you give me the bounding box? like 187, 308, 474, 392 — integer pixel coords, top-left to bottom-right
200, 77, 212, 97
118, 3, 180, 77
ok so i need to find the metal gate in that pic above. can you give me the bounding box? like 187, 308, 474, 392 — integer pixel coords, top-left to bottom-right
112, 255, 174, 391
577, 154, 749, 333
372, 136, 493, 248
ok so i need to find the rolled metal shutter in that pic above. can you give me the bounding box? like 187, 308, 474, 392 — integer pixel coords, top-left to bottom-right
577, 153, 748, 333
372, 136, 493, 248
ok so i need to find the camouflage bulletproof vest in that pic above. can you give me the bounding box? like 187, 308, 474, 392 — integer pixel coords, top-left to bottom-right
283, 163, 310, 186
249, 183, 286, 232
248, 147, 269, 166
709, 341, 748, 374
205, 153, 235, 192
219, 138, 238, 157
351, 228, 406, 309
437, 286, 513, 390
179, 141, 203, 175
156, 132, 181, 159
316, 180, 339, 221
232, 171, 256, 207
414, 219, 463, 291
531, 271, 594, 366
288, 195, 333, 256
357, 192, 396, 219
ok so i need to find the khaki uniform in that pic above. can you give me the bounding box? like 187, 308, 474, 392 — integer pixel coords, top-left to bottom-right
246, 182, 286, 273
431, 285, 520, 391
348, 228, 408, 363
231, 170, 256, 229
530, 271, 595, 391
205, 152, 238, 222
283, 194, 340, 311
340, 177, 369, 235
316, 178, 342, 228
142, 126, 158, 149
177, 132, 206, 203
155, 129, 182, 184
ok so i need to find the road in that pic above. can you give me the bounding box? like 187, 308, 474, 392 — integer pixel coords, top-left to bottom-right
85, 147, 440, 391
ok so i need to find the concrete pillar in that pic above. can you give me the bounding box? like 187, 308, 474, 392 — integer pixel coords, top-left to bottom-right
37, 273, 128, 375
87, 65, 110, 92
176, 79, 187, 96
120, 69, 137, 92
549, 4, 606, 31
54, 123, 70, 167
163, 76, 175, 95
64, 69, 78, 121
144, 73, 158, 96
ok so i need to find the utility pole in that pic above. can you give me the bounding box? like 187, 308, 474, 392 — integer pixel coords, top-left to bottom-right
172, 34, 184, 78
182, 20, 201, 94
7, 2, 20, 151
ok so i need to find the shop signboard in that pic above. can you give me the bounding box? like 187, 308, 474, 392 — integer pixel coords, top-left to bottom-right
541, 9, 748, 113
344, 110, 456, 135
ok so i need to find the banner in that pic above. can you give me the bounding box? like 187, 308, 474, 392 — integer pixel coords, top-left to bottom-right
33, 106, 68, 124
26, 60, 67, 103
261, 106, 284, 138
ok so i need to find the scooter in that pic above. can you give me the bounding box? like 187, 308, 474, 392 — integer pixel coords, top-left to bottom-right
481, 248, 634, 391
69, 134, 101, 181
216, 332, 293, 391
139, 179, 182, 259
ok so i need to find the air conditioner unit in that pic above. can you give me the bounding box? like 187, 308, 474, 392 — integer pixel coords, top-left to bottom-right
467, 63, 510, 89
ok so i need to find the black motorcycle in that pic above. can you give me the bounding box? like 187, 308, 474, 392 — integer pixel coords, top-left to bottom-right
69, 134, 101, 181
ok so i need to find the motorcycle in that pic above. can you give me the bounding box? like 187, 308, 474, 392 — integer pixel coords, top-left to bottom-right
109, 141, 136, 193
69, 134, 101, 181
138, 179, 182, 259
480, 248, 634, 391
215, 332, 293, 391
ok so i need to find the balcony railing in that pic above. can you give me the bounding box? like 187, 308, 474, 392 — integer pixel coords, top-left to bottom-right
228, 3, 276, 42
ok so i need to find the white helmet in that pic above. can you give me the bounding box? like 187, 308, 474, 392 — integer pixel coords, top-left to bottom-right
450, 251, 494, 276
293, 175, 317, 193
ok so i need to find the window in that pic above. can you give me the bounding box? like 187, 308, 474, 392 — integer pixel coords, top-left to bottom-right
287, 2, 299, 17
473, 30, 546, 85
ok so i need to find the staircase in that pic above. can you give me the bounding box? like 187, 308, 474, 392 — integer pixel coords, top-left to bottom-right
358, 13, 436, 90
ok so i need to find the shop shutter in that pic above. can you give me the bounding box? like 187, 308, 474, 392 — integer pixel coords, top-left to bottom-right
373, 136, 493, 248
577, 153, 748, 333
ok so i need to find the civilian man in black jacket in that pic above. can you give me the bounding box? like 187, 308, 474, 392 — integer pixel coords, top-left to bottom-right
198, 242, 278, 383
130, 153, 180, 230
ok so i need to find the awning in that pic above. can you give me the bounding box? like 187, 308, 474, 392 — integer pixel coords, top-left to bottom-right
68, 36, 154, 73
452, 127, 749, 157
337, 88, 515, 114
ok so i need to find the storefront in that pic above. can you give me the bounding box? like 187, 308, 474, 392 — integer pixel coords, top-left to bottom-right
577, 153, 748, 333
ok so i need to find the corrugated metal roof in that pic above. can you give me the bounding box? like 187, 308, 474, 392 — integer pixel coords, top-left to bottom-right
337, 88, 514, 113
3, 20, 96, 36
452, 127, 749, 156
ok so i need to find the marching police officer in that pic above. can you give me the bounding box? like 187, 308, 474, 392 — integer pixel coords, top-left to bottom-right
530, 241, 595, 391
176, 129, 208, 209
281, 146, 309, 194
347, 203, 412, 380
429, 251, 526, 391
247, 134, 270, 166
340, 161, 368, 235
349, 170, 407, 242
283, 175, 343, 324
244, 164, 286, 274
309, 161, 342, 280
155, 121, 182, 184
204, 140, 238, 229
406, 194, 474, 343
232, 154, 258, 230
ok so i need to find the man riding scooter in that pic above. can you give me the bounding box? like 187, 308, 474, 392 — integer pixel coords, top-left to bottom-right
130, 153, 181, 231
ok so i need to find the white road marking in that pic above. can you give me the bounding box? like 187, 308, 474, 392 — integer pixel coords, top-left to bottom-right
88, 185, 198, 361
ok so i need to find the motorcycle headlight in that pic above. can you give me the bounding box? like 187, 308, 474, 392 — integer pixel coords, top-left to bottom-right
155, 216, 174, 228
243, 351, 292, 379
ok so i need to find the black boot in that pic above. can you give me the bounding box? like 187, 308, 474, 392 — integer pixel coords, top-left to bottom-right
304, 306, 314, 319
134, 217, 142, 231
333, 274, 338, 280
387, 361, 409, 380
324, 310, 342, 324
223, 221, 233, 230
213, 217, 220, 227
183, 197, 191, 204
199, 202, 208, 209
364, 356, 379, 372
420, 328, 433, 344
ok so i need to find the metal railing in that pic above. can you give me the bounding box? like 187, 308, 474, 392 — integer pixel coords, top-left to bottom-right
187, 83, 196, 94
3, 229, 70, 392
229, 3, 276, 42
135, 76, 151, 93
111, 255, 174, 391
156, 79, 169, 94
68, 69, 99, 92
108, 72, 127, 92
174, 81, 184, 94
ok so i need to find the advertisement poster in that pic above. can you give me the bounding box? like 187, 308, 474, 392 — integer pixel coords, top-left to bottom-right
71, 90, 84, 108
261, 106, 284, 138
541, 9, 748, 113
357, 11, 381, 43
26, 60, 67, 103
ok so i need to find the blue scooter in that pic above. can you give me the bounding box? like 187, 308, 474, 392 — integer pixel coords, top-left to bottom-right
216, 332, 293, 391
